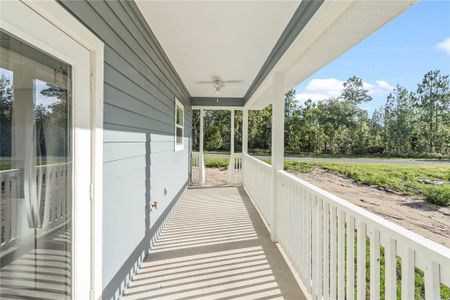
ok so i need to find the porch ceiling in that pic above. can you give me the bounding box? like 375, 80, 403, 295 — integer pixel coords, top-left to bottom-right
135, 0, 300, 99
136, 0, 417, 108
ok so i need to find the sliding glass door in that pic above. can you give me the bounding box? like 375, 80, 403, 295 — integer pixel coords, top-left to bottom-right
0, 28, 73, 299
1, 1, 94, 298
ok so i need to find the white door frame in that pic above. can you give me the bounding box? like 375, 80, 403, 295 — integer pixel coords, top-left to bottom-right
0, 1, 104, 299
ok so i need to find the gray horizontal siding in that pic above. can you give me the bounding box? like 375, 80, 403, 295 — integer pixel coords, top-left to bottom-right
58, 0, 192, 298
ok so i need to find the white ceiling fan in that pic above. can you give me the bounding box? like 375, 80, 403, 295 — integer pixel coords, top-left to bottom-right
197, 76, 242, 102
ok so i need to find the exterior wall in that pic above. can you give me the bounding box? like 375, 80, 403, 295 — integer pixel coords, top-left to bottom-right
58, 0, 192, 297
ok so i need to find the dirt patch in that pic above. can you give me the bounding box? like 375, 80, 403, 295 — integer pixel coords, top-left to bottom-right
205, 167, 229, 186
295, 168, 450, 248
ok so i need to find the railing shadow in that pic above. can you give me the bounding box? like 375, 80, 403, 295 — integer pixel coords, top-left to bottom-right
122, 186, 305, 300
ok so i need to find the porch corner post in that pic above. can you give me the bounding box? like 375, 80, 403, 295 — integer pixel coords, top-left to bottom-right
242, 109, 249, 185
242, 109, 248, 155
199, 109, 205, 185
228, 109, 235, 185
271, 72, 285, 242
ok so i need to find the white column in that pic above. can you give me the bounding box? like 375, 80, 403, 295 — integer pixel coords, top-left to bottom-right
242, 109, 248, 185
270, 73, 285, 242
228, 109, 235, 184
199, 109, 205, 185
242, 109, 248, 155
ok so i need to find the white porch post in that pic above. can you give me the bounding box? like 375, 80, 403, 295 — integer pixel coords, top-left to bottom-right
199, 109, 206, 185
242, 109, 248, 185
228, 109, 235, 184
270, 73, 285, 242
242, 109, 248, 155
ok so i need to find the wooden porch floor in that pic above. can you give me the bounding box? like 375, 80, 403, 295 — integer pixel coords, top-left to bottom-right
122, 186, 306, 300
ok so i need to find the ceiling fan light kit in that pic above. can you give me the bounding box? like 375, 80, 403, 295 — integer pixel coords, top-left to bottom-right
196, 77, 243, 102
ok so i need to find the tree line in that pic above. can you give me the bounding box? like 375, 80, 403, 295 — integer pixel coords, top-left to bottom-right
193, 70, 450, 157
0, 75, 70, 158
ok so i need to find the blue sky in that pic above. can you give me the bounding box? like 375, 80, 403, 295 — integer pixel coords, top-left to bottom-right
294, 0, 450, 114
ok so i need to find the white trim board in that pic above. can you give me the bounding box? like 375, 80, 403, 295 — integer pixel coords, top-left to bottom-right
192, 106, 244, 111
174, 97, 184, 152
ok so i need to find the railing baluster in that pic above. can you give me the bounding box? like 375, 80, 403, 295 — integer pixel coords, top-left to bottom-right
317, 197, 323, 299
323, 201, 330, 300
424, 258, 440, 300
384, 236, 397, 300
306, 191, 312, 293
346, 214, 355, 300
356, 220, 367, 300
10, 175, 18, 240
338, 209, 345, 300
3, 175, 12, 245
312, 195, 318, 297
330, 205, 337, 300
369, 227, 381, 300
401, 248, 415, 300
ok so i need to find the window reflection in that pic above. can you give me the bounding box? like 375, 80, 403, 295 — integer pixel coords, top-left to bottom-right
0, 30, 72, 300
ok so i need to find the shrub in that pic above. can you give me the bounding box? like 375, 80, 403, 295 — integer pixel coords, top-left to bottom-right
422, 185, 450, 206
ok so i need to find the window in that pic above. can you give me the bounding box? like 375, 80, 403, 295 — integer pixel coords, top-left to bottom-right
175, 98, 184, 151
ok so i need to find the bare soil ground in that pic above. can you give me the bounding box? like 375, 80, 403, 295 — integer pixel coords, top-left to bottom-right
205, 168, 229, 186
296, 169, 450, 248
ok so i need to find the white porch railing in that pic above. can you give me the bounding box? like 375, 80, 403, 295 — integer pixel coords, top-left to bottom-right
190, 153, 242, 185
0, 168, 21, 249
243, 153, 450, 300
228, 153, 243, 185
190, 152, 202, 185
37, 163, 72, 227
242, 154, 272, 225
0, 163, 71, 251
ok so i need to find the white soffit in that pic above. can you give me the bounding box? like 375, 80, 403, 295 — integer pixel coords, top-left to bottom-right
247, 0, 417, 109
136, 0, 300, 98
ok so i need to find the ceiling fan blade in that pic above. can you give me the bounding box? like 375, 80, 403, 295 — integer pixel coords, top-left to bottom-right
196, 81, 213, 84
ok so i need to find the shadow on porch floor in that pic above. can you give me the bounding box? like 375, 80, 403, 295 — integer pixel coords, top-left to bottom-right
122, 186, 306, 300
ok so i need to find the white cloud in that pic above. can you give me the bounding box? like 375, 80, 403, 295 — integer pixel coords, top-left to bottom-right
295, 78, 344, 103
295, 78, 394, 104
375, 80, 394, 92
436, 37, 450, 56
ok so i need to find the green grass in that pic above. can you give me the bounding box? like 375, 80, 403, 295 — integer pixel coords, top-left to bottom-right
377, 245, 450, 299
0, 162, 11, 171
246, 149, 450, 160
284, 161, 450, 206
204, 157, 229, 169
342, 238, 450, 299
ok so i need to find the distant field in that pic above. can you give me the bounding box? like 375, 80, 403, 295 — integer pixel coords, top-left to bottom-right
247, 149, 450, 160
285, 161, 450, 206
0, 162, 10, 171
204, 157, 229, 169
204, 157, 450, 206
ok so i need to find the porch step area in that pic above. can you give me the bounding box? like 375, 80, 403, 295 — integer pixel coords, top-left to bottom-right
122, 186, 306, 300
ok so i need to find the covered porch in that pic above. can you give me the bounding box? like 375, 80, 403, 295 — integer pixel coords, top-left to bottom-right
127, 152, 450, 300
1, 0, 449, 299
133, 0, 450, 298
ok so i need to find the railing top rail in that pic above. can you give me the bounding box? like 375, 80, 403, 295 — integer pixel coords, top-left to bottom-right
277, 169, 450, 263
244, 153, 272, 169
0, 162, 71, 175
0, 168, 22, 174
35, 162, 71, 168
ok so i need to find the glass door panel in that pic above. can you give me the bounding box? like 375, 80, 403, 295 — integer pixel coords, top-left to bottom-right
0, 29, 72, 299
